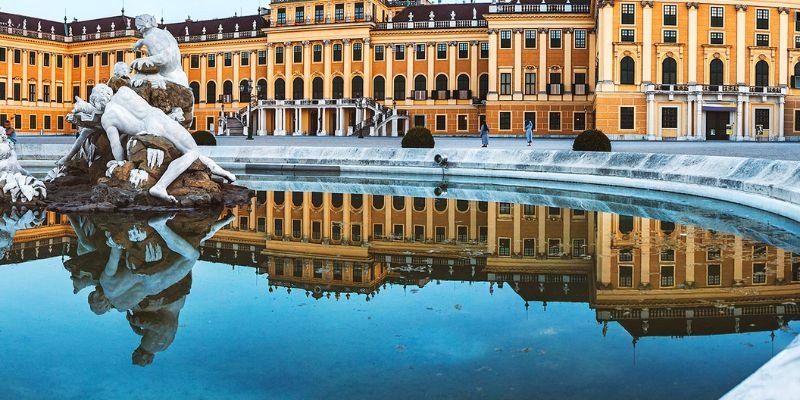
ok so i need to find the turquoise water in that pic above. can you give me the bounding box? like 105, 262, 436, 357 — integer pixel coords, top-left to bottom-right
0, 257, 796, 400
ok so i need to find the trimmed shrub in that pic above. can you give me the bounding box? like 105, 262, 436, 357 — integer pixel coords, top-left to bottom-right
193, 130, 217, 146
401, 126, 435, 148
573, 129, 611, 152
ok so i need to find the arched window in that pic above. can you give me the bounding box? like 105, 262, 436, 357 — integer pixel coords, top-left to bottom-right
434, 198, 447, 212
414, 75, 427, 91
392, 196, 405, 211
190, 81, 200, 104
457, 74, 470, 91
331, 193, 343, 208
239, 79, 252, 102
661, 58, 677, 85
352, 76, 364, 98
372, 195, 385, 210
373, 76, 385, 99
456, 200, 469, 212
755, 60, 769, 87
311, 192, 323, 208
794, 62, 800, 88
292, 192, 303, 207
709, 59, 724, 86
618, 215, 634, 234
206, 81, 216, 103
332, 76, 344, 99
620, 56, 635, 85
413, 197, 426, 212
274, 78, 285, 100
393, 75, 405, 100
435, 74, 448, 91
257, 79, 267, 100
479, 74, 489, 100
292, 77, 304, 100
312, 77, 323, 99
351, 194, 363, 209
223, 80, 233, 98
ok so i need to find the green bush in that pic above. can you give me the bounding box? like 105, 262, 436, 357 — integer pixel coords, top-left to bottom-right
401, 126, 435, 148
573, 129, 611, 152
193, 130, 217, 146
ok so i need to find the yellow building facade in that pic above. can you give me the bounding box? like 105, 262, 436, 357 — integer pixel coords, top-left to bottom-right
1, 0, 800, 140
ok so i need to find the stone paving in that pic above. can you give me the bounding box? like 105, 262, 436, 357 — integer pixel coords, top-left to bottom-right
16, 134, 800, 161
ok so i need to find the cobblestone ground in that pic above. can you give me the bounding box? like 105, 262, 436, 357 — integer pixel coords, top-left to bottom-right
19, 134, 800, 161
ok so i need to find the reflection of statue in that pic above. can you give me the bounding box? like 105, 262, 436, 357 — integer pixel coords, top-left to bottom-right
66, 210, 234, 366
130, 14, 189, 89
0, 209, 45, 260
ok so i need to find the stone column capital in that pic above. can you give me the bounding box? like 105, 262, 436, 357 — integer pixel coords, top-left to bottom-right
735, 4, 748, 12
449, 41, 458, 47
487, 28, 498, 34
302, 40, 310, 47
564, 27, 574, 34
343, 38, 351, 45
685, 2, 699, 10
779, 7, 791, 14
640, 1, 654, 8
512, 28, 524, 33
597, 0, 614, 8
471, 40, 480, 46
323, 39, 331, 45
537, 27, 548, 34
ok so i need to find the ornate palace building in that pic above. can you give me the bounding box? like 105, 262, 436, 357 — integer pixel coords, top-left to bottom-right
1, 0, 800, 140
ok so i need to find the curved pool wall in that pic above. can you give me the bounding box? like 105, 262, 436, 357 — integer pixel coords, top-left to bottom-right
18, 144, 800, 223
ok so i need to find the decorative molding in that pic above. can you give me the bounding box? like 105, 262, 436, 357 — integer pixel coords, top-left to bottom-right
537, 27, 548, 33
778, 7, 791, 15
512, 28, 524, 33
685, 2, 699, 10
302, 40, 310, 47
323, 39, 331, 45
449, 41, 458, 47
735, 4, 748, 12
598, 0, 615, 8
564, 27, 575, 34
640, 1, 654, 8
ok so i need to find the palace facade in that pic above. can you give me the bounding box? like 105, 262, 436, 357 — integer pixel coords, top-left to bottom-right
1, 0, 800, 140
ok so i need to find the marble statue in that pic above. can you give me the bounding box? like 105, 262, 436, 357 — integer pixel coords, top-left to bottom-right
429, 11, 435, 21
202, 26, 206, 35
51, 26, 55, 34
217, 24, 223, 33
22, 20, 26, 30
111, 22, 116, 31
473, 8, 477, 19
126, 18, 131, 30
235, 23, 239, 32
97, 24, 101, 33
131, 14, 189, 89
409, 12, 414, 22
37, 21, 41, 32
451, 11, 456, 20
69, 26, 73, 36
184, 26, 189, 36
252, 20, 257, 30
0, 129, 46, 203
82, 26, 86, 35
388, 12, 393, 22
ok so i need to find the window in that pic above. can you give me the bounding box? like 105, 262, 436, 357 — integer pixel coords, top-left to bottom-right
500, 73, 512, 95
258, 50, 267, 65
0, 48, 5, 62
276, 8, 286, 24
457, 114, 468, 131
663, 5, 677, 26
550, 30, 562, 48
13, 49, 21, 64
56, 55, 63, 68
72, 55, 79, 68
524, 30, 536, 48
28, 84, 36, 101
574, 30, 586, 48
190, 54, 200, 68
86, 53, 94, 67
756, 9, 769, 30
756, 34, 769, 47
755, 109, 770, 130
710, 32, 724, 45
57, 116, 64, 130
499, 111, 511, 130
521, 239, 535, 256
621, 3, 635, 24
43, 85, 50, 102
524, 72, 536, 95
549, 112, 561, 131
620, 107, 634, 129
206, 116, 214, 131
710, 59, 724, 85
619, 249, 633, 262
524, 112, 536, 132
436, 115, 446, 131
797, 11, 800, 31
795, 110, 800, 131
293, 46, 302, 63
707, 247, 721, 263
620, 56, 635, 84
315, 5, 324, 22
480, 42, 489, 58
458, 42, 469, 58
548, 239, 562, 257
392, 224, 404, 239
500, 30, 512, 48
43, 53, 50, 67
29, 51, 36, 65
101, 51, 109, 66
224, 52, 232, 67
572, 239, 586, 257
373, 223, 384, 239
375, 45, 384, 61
574, 112, 586, 131
707, 265, 721, 286
274, 47, 285, 64
793, 253, 800, 281
333, 44, 342, 61
241, 52, 249, 66
755, 60, 769, 86
619, 266, 633, 288
661, 107, 678, 128
13, 82, 20, 101
313, 44, 322, 62
710, 7, 724, 27
373, 76, 385, 99
663, 30, 677, 43
29, 115, 36, 130
498, 238, 511, 256
436, 43, 447, 60
413, 225, 424, 242
662, 58, 677, 84
499, 202, 512, 215
332, 223, 342, 241
660, 266, 675, 287
621, 29, 635, 42
295, 7, 305, 24
415, 44, 426, 60
351, 42, 362, 61
548, 72, 562, 94
753, 263, 767, 284
207, 53, 216, 67
335, 4, 344, 21
56, 86, 63, 103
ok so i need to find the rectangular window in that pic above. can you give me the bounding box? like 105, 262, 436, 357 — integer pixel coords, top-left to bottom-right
755, 109, 770, 129
549, 112, 561, 131
207, 53, 216, 67
277, 8, 286, 24
29, 51, 36, 65
292, 219, 302, 239
293, 46, 302, 63
663, 5, 677, 26
500, 73, 512, 95
239, 216, 250, 231
13, 49, 21, 64
56, 54, 63, 68
258, 218, 266, 233
375, 45, 384, 61
619, 249, 633, 262
315, 5, 324, 22
333, 263, 343, 280
101, 51, 109, 66
524, 72, 536, 95
619, 266, 633, 288
56, 85, 64, 103
660, 266, 675, 287
499, 202, 512, 215
57, 116, 64, 130
436, 115, 446, 131
275, 47, 284, 64
435, 226, 446, 242
295, 7, 305, 24
574, 29, 586, 48
661, 107, 678, 128
437, 43, 447, 60
458, 42, 469, 58
352, 42, 362, 61
523, 239, 536, 257
274, 219, 284, 237
332, 223, 342, 241
621, 3, 635, 24
756, 34, 769, 47
258, 50, 267, 65
548, 239, 562, 257
457, 114, 468, 131
457, 226, 468, 242
352, 224, 362, 242
796, 11, 800, 31
479, 226, 488, 242
190, 54, 200, 68
753, 263, 767, 284
72, 54, 79, 68
0, 48, 5, 62
574, 112, 586, 131
663, 30, 677, 43
395, 45, 405, 60
500, 30, 512, 48
224, 52, 232, 67
499, 111, 511, 130
393, 224, 404, 239
332, 44, 342, 62
710, 32, 724, 45
550, 30, 562, 48
29, 114, 36, 130
524, 112, 536, 131
710, 6, 724, 27
498, 238, 511, 257
335, 4, 344, 22
13, 82, 20, 101
311, 45, 322, 62
661, 249, 675, 262
707, 247, 722, 261
415, 44, 426, 60
241, 52, 249, 66
792, 253, 800, 281
480, 42, 489, 58
572, 239, 586, 257
548, 207, 561, 217
795, 110, 800, 131
43, 53, 50, 67
707, 264, 721, 286
620, 107, 634, 129
206, 116, 214, 131
621, 29, 635, 42
28, 84, 36, 101
548, 72, 562, 94
524, 30, 536, 48
756, 9, 770, 30
116, 51, 124, 62
413, 225, 424, 242
43, 85, 50, 102
373, 223, 383, 239
87, 53, 96, 68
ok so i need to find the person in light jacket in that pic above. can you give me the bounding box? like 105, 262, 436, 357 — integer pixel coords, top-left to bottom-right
524, 118, 533, 146
479, 122, 489, 148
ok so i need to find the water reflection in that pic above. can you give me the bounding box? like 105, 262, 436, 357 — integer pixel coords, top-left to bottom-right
63, 211, 234, 366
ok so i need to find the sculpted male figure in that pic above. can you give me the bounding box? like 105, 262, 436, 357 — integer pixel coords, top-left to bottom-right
130, 14, 189, 89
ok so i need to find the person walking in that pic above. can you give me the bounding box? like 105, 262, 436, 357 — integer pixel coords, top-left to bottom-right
4, 120, 17, 144
479, 121, 489, 148
524, 118, 533, 146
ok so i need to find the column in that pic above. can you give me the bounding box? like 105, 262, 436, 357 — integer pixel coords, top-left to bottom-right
488, 30, 498, 100
93, 52, 99, 92
303, 41, 311, 99
733, 236, 743, 284
323, 40, 332, 98
216, 52, 223, 102
250, 51, 257, 90
302, 192, 311, 241
363, 38, 372, 98
562, 211, 572, 256
685, 226, 695, 285
343, 39, 352, 98
779, 97, 786, 141
426, 42, 434, 102
743, 98, 750, 139
588, 31, 597, 92
405, 43, 413, 104
343, 195, 351, 242
49, 53, 55, 104
736, 96, 744, 139
687, 3, 698, 84
597, 212, 612, 285
587, 211, 596, 256
537, 206, 546, 254
512, 204, 521, 255
780, 8, 790, 87
323, 193, 331, 241
487, 202, 497, 254
363, 195, 372, 243
640, 218, 651, 287
448, 41, 457, 100
425, 198, 433, 241
266, 44, 274, 99
538, 28, 548, 95
696, 92, 704, 139
598, 1, 614, 87
36, 52, 43, 102
266, 192, 274, 237
64, 55, 72, 105
199, 55, 207, 102
384, 197, 392, 239
404, 198, 412, 240
80, 54, 86, 99
777, 249, 786, 282
258, 108, 266, 135
735, 5, 747, 85
513, 28, 523, 100
21, 50, 28, 101
6, 50, 12, 99
647, 93, 656, 140
386, 43, 394, 100
469, 201, 477, 241
563, 28, 573, 95
641, 3, 653, 83
233, 51, 240, 104
470, 41, 479, 94
320, 107, 327, 135
447, 199, 456, 241
284, 42, 292, 97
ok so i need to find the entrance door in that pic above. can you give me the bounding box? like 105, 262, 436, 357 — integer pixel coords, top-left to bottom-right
309, 110, 318, 136
706, 111, 730, 140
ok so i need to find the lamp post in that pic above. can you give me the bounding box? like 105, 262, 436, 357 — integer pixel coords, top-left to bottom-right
218, 94, 225, 136
240, 79, 255, 140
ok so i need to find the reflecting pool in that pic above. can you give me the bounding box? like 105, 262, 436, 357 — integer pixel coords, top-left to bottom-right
0, 189, 798, 399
